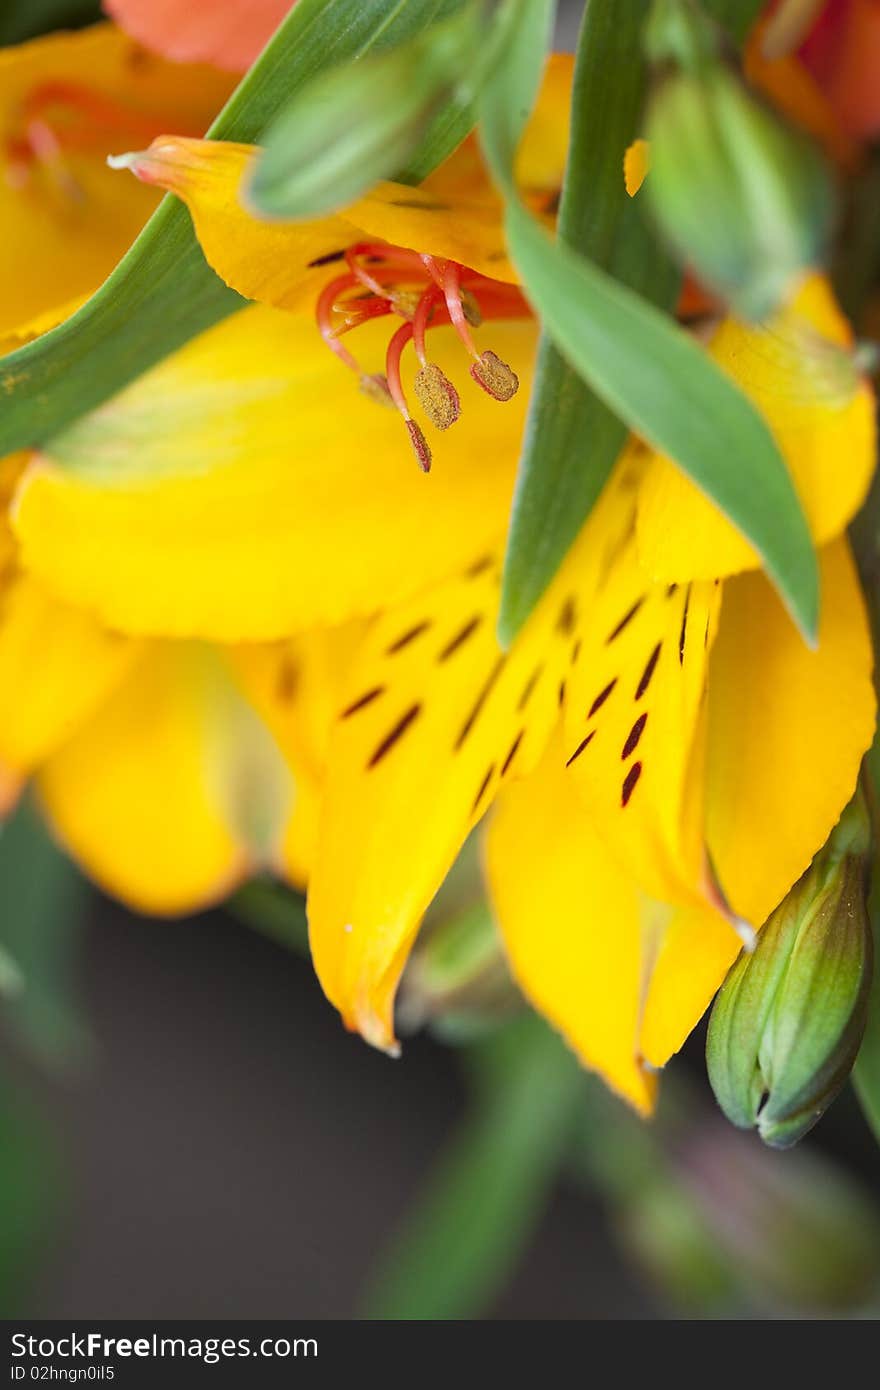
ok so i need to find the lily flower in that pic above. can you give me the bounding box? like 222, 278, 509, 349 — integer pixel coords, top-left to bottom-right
19, 47, 872, 1103
106, 54, 573, 469
0, 21, 232, 333
11, 253, 875, 1105
302, 275, 875, 1112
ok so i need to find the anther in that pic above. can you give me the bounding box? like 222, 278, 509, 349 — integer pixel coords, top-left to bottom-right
414, 363, 460, 430
406, 420, 432, 473
360, 373, 395, 407
460, 288, 483, 327
470, 349, 519, 402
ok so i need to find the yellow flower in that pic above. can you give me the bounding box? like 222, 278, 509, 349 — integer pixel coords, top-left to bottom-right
0, 22, 232, 333
7, 45, 875, 1111
105, 53, 573, 468
0, 327, 355, 914
301, 278, 874, 1112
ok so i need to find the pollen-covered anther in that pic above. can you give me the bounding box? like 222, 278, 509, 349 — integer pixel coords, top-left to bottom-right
406, 419, 432, 473
359, 373, 395, 408
390, 289, 422, 320
460, 289, 483, 328
413, 363, 461, 430
470, 350, 519, 402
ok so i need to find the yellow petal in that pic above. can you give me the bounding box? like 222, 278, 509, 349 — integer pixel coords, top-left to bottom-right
639, 905, 742, 1068
562, 527, 721, 907
13, 305, 534, 640
38, 642, 293, 915
111, 55, 575, 305
624, 137, 650, 196
0, 572, 141, 773
0, 23, 232, 333
119, 134, 513, 304
513, 52, 573, 195
705, 537, 876, 929
484, 735, 657, 1114
636, 276, 876, 583
307, 469, 636, 1050
226, 622, 366, 885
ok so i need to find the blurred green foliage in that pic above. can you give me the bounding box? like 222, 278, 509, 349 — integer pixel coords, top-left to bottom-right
0, 0, 101, 44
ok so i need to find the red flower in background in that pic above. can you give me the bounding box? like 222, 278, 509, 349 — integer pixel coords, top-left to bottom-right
103, 0, 294, 74
774, 0, 880, 137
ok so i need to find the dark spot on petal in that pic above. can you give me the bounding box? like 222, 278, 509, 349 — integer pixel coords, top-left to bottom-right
390, 197, 451, 211
588, 679, 617, 718
606, 597, 644, 644
438, 615, 482, 662
386, 620, 431, 655
517, 665, 543, 712
666, 583, 678, 597
566, 731, 595, 767
635, 644, 661, 700
454, 657, 506, 751
570, 639, 581, 666
275, 656, 299, 703
342, 686, 384, 718
472, 764, 496, 814
621, 712, 648, 759
621, 761, 643, 806
555, 595, 577, 635
368, 703, 421, 767
307, 248, 345, 268
465, 555, 494, 578
679, 589, 691, 665
501, 730, 524, 777
558, 679, 566, 708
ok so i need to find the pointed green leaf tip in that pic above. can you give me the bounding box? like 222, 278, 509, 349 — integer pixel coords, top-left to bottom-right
499, 206, 820, 646
482, 0, 817, 647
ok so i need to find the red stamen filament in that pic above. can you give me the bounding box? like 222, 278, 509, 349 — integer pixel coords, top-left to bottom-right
314, 243, 528, 470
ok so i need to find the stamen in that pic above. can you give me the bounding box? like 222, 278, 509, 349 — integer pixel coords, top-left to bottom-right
443, 261, 519, 402
309, 241, 529, 468
414, 363, 460, 430
386, 321, 432, 472
470, 349, 519, 401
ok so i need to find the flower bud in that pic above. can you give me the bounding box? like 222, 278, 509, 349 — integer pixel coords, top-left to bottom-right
643, 0, 834, 320
397, 904, 520, 1043
706, 795, 873, 1148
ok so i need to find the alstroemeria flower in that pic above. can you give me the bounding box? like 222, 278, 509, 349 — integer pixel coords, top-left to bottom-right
0, 329, 362, 914
104, 0, 294, 74
0, 22, 232, 335
297, 276, 875, 1111
108, 53, 572, 468
11, 261, 876, 1104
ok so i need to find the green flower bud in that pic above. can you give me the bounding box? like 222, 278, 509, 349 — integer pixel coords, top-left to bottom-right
642, 0, 834, 321
397, 904, 520, 1043
706, 795, 874, 1148
246, 9, 479, 221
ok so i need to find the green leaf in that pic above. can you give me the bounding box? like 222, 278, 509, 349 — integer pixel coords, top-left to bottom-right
505, 202, 819, 640
0, 0, 475, 457
227, 877, 310, 957
247, 6, 477, 220
495, 0, 680, 646
0, 0, 100, 43
360, 1013, 581, 1319
0, 799, 92, 1072
0, 1078, 64, 1315
479, 0, 816, 642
